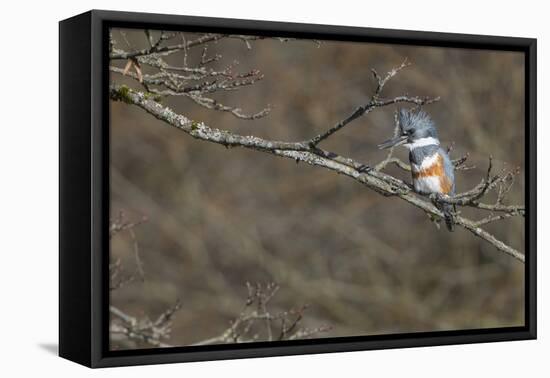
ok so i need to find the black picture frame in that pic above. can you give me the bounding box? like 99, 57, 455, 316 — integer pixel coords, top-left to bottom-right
59, 9, 537, 368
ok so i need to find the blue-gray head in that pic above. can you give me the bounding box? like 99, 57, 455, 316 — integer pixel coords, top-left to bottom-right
378, 109, 439, 149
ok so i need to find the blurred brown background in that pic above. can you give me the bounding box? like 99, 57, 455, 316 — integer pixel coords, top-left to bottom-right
109, 28, 525, 349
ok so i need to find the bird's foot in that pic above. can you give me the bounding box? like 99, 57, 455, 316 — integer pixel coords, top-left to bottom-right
429, 192, 442, 204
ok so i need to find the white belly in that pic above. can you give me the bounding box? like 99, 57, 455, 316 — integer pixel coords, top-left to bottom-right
413, 176, 441, 194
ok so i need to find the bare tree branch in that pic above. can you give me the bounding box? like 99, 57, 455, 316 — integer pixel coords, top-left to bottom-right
109, 211, 147, 291
110, 32, 311, 61
110, 48, 270, 120
110, 282, 329, 348
109, 32, 525, 262
109, 213, 329, 348
191, 283, 331, 346
110, 33, 227, 60
307, 59, 440, 147
109, 81, 525, 262
110, 302, 181, 348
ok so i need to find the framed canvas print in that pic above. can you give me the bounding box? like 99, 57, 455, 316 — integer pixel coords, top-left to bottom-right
59, 10, 536, 368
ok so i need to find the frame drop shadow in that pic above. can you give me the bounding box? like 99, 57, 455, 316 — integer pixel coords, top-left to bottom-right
38, 343, 58, 355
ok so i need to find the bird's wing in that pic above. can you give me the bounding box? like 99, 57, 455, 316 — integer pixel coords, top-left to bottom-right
439, 147, 455, 195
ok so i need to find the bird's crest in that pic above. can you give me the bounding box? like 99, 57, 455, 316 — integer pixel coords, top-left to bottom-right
398, 108, 435, 134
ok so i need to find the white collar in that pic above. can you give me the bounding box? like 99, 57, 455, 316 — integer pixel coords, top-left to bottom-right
404, 137, 440, 150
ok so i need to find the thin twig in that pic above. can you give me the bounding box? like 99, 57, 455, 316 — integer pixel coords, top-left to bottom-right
307, 59, 439, 147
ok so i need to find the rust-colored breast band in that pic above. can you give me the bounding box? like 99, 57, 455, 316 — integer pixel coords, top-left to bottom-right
412, 154, 444, 179
411, 154, 453, 194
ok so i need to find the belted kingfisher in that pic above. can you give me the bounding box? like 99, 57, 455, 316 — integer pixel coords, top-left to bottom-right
378, 109, 455, 231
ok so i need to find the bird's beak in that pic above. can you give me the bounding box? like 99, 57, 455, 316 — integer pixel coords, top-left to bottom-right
378, 134, 408, 149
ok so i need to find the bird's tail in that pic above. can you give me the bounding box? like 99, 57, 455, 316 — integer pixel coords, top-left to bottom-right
442, 203, 455, 232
